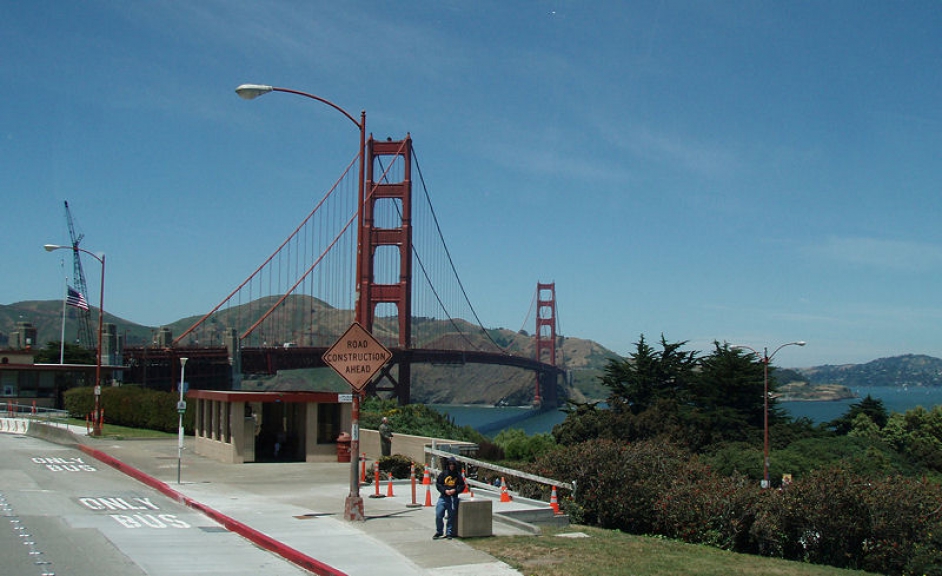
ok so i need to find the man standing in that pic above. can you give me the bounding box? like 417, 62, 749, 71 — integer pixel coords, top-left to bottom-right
433, 456, 465, 540
378, 416, 393, 457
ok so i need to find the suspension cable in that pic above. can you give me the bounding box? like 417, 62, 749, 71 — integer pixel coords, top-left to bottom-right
411, 149, 509, 354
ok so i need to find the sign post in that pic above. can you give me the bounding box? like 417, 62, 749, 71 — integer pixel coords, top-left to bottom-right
322, 322, 392, 521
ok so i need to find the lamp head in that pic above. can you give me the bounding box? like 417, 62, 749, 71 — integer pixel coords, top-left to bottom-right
795, 341, 807, 346
235, 84, 274, 100
44, 244, 63, 252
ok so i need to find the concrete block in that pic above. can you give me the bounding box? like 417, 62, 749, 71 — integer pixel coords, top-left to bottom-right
456, 498, 492, 538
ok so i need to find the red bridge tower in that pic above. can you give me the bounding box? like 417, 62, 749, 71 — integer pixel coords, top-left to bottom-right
534, 282, 557, 406
361, 135, 413, 403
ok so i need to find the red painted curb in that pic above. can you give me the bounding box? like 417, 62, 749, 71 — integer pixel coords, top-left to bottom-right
77, 444, 347, 576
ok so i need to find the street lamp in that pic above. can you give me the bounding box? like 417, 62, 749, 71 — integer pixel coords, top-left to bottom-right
236, 83, 368, 521
45, 243, 106, 436
730, 340, 806, 488
177, 357, 189, 484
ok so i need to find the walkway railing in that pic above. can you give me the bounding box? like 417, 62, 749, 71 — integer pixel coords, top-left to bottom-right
425, 445, 574, 493
3, 402, 70, 426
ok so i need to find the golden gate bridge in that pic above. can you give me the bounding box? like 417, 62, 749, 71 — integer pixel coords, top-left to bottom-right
124, 98, 564, 407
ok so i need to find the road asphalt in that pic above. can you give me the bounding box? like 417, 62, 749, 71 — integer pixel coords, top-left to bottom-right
26, 421, 548, 576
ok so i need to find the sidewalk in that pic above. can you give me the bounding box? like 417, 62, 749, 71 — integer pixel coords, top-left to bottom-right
70, 433, 534, 576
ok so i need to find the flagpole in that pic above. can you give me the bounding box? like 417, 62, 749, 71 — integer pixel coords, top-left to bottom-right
59, 263, 67, 364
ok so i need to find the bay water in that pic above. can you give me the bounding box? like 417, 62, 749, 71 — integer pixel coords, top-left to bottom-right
432, 386, 942, 438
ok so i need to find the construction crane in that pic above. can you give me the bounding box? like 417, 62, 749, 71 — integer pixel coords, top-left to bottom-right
64, 201, 95, 349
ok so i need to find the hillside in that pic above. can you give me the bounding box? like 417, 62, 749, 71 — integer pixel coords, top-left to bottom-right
6, 299, 941, 403
798, 354, 942, 388
1, 299, 620, 405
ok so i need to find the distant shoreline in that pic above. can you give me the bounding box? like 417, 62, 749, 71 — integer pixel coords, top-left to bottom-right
777, 382, 856, 402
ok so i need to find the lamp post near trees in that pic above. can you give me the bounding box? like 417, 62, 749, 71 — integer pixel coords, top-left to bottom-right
730, 340, 806, 488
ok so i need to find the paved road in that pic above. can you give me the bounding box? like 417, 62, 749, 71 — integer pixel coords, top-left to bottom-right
0, 434, 312, 576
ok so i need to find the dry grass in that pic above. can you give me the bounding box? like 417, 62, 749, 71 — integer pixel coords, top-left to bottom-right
465, 525, 879, 576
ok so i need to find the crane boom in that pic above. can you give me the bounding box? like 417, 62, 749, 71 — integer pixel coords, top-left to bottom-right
64, 201, 95, 349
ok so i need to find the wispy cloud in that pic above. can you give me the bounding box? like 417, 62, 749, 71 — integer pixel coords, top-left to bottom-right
617, 126, 741, 180
810, 236, 942, 272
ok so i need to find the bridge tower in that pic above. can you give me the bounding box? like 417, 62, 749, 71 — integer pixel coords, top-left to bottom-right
534, 282, 558, 406
360, 135, 413, 404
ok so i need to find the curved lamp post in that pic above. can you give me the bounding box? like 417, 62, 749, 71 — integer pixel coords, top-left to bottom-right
730, 340, 806, 488
235, 83, 367, 521
45, 243, 106, 436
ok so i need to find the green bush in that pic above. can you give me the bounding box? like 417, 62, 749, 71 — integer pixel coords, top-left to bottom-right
747, 468, 942, 574
654, 469, 757, 551
529, 436, 942, 575
493, 428, 556, 462
377, 454, 425, 480
63, 385, 194, 433
530, 438, 696, 534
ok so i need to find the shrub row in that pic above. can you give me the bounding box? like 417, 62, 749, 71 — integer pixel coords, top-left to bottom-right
530, 438, 942, 576
64, 385, 194, 434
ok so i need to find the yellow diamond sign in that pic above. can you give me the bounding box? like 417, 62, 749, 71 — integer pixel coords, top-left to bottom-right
322, 323, 392, 391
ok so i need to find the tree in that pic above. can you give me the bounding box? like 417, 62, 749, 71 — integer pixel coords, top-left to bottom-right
33, 341, 95, 365
600, 334, 698, 415
879, 406, 942, 473
829, 394, 889, 435
690, 342, 768, 443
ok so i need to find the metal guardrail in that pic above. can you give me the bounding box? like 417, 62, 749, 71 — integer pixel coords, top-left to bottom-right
426, 445, 574, 492
3, 402, 70, 427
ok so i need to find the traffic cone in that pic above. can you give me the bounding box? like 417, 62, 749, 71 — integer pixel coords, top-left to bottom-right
360, 454, 367, 484
369, 462, 385, 499
500, 478, 512, 503
386, 473, 395, 497
407, 464, 422, 508
550, 486, 560, 514
422, 468, 431, 485
424, 481, 433, 507
462, 468, 471, 494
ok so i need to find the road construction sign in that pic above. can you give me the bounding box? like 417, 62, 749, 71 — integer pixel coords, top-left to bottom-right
322, 323, 392, 391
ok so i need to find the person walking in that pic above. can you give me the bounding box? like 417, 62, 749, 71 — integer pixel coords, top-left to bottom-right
378, 417, 393, 457
433, 456, 465, 540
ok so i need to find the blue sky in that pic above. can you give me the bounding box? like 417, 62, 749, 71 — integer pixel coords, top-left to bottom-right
3, 1, 941, 367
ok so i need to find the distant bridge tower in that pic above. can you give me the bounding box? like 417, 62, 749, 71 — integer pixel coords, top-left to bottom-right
361, 135, 413, 404
534, 282, 558, 406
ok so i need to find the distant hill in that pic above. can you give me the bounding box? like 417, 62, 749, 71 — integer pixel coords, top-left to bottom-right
0, 298, 621, 405
797, 354, 942, 389
0, 300, 155, 348
6, 300, 940, 402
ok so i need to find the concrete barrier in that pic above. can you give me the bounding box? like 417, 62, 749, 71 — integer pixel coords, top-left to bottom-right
25, 421, 80, 444
0, 417, 29, 435
456, 498, 493, 538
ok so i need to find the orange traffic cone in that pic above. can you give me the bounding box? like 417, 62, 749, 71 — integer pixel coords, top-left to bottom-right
422, 468, 431, 485
369, 462, 385, 499
461, 469, 474, 498
424, 481, 433, 507
387, 473, 395, 497
550, 486, 560, 514
500, 477, 512, 503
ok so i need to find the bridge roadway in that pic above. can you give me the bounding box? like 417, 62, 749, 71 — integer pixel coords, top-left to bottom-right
123, 346, 565, 397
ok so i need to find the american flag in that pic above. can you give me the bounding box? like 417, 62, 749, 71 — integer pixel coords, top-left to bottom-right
67, 286, 89, 311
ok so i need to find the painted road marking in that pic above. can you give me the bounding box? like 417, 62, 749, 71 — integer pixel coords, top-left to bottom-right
78, 496, 192, 529
31, 456, 97, 472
